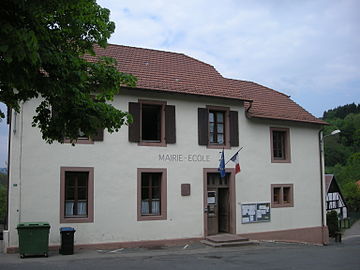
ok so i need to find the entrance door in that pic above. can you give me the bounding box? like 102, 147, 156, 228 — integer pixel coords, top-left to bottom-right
206, 173, 230, 235
218, 188, 230, 233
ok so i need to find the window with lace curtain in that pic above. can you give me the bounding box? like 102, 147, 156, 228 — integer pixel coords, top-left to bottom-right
137, 168, 167, 221
60, 167, 94, 223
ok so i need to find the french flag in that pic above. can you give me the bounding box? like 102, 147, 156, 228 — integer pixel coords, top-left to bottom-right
230, 152, 241, 174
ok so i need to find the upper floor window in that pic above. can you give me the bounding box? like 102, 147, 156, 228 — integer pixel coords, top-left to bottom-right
142, 104, 162, 142
129, 100, 176, 146
209, 110, 225, 144
270, 127, 291, 163
198, 106, 239, 149
52, 102, 104, 145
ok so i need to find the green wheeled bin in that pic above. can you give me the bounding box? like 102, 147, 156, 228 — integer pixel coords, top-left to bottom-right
17, 222, 50, 258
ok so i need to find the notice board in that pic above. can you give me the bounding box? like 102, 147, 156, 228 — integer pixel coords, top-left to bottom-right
241, 202, 270, 223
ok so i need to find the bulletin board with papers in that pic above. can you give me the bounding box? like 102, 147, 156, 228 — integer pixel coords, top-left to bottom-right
241, 202, 271, 223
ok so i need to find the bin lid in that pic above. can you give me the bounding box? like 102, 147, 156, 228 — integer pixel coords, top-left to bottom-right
60, 227, 76, 232
17, 222, 50, 229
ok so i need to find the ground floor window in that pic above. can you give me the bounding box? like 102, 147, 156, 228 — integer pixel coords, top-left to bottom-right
60, 167, 94, 223
137, 168, 167, 221
271, 184, 294, 208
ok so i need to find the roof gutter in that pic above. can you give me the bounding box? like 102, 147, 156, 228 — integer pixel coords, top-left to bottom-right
318, 129, 328, 245
245, 114, 328, 126
123, 86, 253, 103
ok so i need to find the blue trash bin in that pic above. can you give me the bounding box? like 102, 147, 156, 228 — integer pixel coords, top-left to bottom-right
59, 227, 76, 255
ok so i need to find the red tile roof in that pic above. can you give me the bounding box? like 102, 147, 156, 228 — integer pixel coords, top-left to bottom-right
325, 174, 334, 192
86, 44, 327, 125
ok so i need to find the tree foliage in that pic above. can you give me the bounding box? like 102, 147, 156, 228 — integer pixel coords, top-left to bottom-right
0, 0, 137, 143
323, 103, 360, 119
324, 104, 360, 212
323, 112, 360, 167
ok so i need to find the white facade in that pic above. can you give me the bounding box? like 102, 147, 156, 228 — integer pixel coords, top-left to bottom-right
5, 89, 326, 250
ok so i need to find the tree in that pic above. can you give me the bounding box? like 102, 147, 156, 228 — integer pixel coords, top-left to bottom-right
327, 153, 360, 212
342, 182, 360, 212
0, 0, 137, 143
323, 103, 360, 119
0, 185, 6, 222
0, 173, 7, 222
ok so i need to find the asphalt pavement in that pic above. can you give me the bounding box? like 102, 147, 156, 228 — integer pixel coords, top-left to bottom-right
0, 221, 359, 270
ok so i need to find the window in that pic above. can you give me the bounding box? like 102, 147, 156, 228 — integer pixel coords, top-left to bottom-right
64, 130, 93, 144
270, 127, 291, 163
129, 100, 176, 146
271, 184, 294, 207
198, 106, 239, 148
53, 104, 104, 145
142, 104, 162, 142
137, 169, 167, 221
60, 167, 94, 223
63, 129, 104, 144
209, 110, 225, 144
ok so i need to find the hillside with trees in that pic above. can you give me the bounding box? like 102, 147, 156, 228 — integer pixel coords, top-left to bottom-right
0, 172, 6, 223
323, 103, 360, 212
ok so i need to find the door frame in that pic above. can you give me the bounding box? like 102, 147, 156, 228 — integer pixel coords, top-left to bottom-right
203, 168, 236, 236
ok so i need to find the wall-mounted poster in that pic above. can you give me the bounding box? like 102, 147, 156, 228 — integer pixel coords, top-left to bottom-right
207, 191, 216, 204
241, 202, 270, 223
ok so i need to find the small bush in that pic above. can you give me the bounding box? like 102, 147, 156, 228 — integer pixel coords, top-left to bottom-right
327, 210, 339, 237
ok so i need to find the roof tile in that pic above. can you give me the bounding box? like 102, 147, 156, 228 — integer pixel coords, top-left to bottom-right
86, 44, 326, 125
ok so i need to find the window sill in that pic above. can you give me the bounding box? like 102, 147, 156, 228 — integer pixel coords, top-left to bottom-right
64, 139, 94, 145
60, 217, 94, 223
271, 203, 294, 208
138, 141, 167, 147
207, 144, 230, 149
271, 158, 291, 163
137, 215, 167, 221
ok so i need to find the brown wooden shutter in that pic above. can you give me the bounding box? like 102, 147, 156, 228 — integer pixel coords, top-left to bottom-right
198, 108, 209, 145
165, 105, 176, 144
128, 102, 141, 142
229, 110, 239, 147
92, 128, 104, 141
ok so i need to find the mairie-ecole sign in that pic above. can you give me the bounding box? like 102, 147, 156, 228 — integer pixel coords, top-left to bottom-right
158, 153, 211, 162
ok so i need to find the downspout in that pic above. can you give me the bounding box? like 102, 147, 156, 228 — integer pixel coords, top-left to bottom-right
5, 107, 11, 230
318, 129, 327, 244
245, 100, 253, 118
18, 105, 24, 224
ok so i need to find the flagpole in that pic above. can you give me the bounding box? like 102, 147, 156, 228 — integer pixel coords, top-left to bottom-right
225, 147, 243, 165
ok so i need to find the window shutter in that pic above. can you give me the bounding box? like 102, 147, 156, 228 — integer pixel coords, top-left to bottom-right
198, 108, 209, 145
165, 105, 176, 144
128, 102, 141, 142
229, 110, 239, 147
92, 128, 104, 141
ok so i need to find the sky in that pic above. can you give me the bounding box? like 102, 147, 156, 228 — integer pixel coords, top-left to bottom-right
0, 0, 359, 167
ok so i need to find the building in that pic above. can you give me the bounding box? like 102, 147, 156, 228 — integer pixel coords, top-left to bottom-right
325, 174, 348, 219
4, 44, 329, 252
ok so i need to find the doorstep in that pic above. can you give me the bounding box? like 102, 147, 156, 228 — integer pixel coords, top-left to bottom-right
201, 233, 258, 247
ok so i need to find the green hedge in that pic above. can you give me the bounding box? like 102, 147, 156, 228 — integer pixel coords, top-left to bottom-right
327, 211, 339, 237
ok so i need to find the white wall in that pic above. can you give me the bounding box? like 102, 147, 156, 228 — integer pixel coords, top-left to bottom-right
7, 90, 323, 247
236, 118, 322, 233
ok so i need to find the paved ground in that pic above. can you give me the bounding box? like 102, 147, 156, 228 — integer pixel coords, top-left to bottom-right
0, 221, 359, 270
0, 238, 359, 270
343, 218, 360, 240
